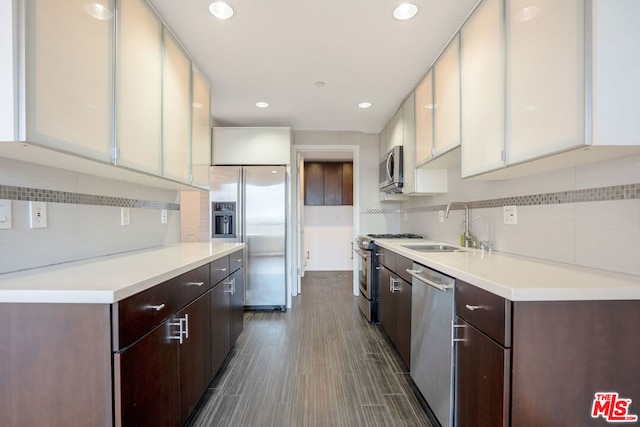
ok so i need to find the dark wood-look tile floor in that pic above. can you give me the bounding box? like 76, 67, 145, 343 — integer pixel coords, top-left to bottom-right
187, 271, 432, 427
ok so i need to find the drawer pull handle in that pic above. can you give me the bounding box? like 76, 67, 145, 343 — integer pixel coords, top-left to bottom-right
187, 281, 204, 287
215, 267, 228, 272
234, 259, 242, 263
465, 304, 481, 311
149, 303, 166, 312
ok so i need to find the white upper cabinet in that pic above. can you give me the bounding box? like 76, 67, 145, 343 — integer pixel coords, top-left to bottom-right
384, 107, 404, 153
415, 70, 434, 166
191, 69, 211, 188
162, 30, 192, 183
506, 0, 585, 164
433, 35, 461, 157
461, 0, 505, 178
21, 0, 114, 162
116, 0, 163, 175
401, 92, 416, 193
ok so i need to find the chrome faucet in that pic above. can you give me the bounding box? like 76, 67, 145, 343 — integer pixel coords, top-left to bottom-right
444, 202, 475, 248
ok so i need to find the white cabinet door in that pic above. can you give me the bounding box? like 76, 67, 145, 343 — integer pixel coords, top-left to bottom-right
162, 30, 191, 183
116, 0, 163, 175
191, 69, 211, 188
402, 92, 416, 193
433, 35, 461, 157
461, 0, 505, 177
415, 70, 434, 165
385, 108, 403, 153
506, 0, 585, 164
23, 0, 114, 162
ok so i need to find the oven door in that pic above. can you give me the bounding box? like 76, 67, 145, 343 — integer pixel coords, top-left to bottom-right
354, 249, 371, 299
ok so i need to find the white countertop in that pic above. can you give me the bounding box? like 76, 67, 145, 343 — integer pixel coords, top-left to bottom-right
0, 243, 245, 304
375, 240, 640, 301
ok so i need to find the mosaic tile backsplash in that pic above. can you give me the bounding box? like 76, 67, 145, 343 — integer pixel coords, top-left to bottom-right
0, 185, 180, 210
362, 183, 639, 215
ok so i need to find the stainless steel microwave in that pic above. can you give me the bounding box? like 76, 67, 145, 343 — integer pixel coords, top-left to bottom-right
379, 146, 404, 193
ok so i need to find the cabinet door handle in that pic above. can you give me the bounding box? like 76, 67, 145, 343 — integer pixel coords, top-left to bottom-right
168, 318, 184, 344
149, 303, 165, 312
390, 277, 401, 293
465, 304, 481, 311
223, 279, 234, 294
187, 281, 204, 287
183, 314, 189, 340
452, 323, 466, 343
231, 278, 236, 295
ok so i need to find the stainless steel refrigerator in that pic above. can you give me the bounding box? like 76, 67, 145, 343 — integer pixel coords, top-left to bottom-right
210, 166, 287, 311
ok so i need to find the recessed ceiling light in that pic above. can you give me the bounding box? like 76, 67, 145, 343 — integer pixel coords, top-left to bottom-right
255, 102, 269, 108
315, 81, 326, 87
393, 3, 418, 21
192, 102, 204, 109
208, 2, 234, 20
358, 102, 373, 109
84, 3, 114, 20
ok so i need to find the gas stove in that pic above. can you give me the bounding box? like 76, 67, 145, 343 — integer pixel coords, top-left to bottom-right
356, 233, 423, 250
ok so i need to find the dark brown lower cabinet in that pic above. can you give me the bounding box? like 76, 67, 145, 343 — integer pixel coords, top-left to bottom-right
377, 264, 411, 369
229, 267, 244, 347
114, 320, 180, 427
454, 317, 510, 427
178, 292, 213, 424
211, 277, 231, 374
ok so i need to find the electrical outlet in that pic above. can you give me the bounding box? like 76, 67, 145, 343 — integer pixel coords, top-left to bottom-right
438, 210, 445, 223
161, 209, 168, 224
503, 205, 518, 225
121, 207, 131, 226
0, 199, 12, 229
29, 201, 47, 228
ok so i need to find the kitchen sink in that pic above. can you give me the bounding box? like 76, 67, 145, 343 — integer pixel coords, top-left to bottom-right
401, 244, 466, 253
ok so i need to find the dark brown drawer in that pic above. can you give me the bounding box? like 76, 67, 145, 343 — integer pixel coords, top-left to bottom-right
396, 254, 413, 284
456, 280, 512, 347
113, 279, 178, 350
176, 264, 211, 308
229, 249, 243, 273
210, 256, 230, 286
376, 247, 396, 272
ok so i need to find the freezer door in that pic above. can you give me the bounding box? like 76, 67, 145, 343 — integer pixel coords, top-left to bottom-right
243, 166, 287, 307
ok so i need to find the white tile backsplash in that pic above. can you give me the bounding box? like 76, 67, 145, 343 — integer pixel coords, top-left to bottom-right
0, 158, 180, 274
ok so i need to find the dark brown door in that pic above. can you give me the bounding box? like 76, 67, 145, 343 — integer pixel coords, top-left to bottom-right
395, 276, 412, 369
341, 162, 353, 205
115, 320, 180, 427
304, 162, 324, 205
454, 317, 510, 427
178, 293, 212, 424
211, 279, 231, 374
378, 266, 396, 344
323, 162, 343, 205
229, 268, 244, 347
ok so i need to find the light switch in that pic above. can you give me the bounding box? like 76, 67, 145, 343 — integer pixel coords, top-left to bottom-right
0, 199, 12, 229
121, 207, 131, 226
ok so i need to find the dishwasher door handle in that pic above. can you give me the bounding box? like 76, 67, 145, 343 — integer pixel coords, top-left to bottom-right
406, 269, 451, 291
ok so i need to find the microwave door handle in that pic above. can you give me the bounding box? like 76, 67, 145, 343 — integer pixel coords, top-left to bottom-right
386, 153, 393, 181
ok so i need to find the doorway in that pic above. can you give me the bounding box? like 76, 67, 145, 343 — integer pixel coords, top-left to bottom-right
292, 145, 360, 297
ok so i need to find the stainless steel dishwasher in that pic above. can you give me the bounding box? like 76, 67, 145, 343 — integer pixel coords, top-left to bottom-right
407, 263, 455, 427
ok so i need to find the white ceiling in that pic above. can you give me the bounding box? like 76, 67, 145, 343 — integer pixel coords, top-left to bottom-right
147, 0, 480, 134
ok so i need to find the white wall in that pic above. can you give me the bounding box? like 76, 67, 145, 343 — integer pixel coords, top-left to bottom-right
402, 154, 640, 276
0, 157, 180, 274
303, 205, 353, 271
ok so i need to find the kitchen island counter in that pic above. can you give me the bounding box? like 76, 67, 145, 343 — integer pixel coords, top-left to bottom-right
375, 240, 640, 301
0, 242, 245, 304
